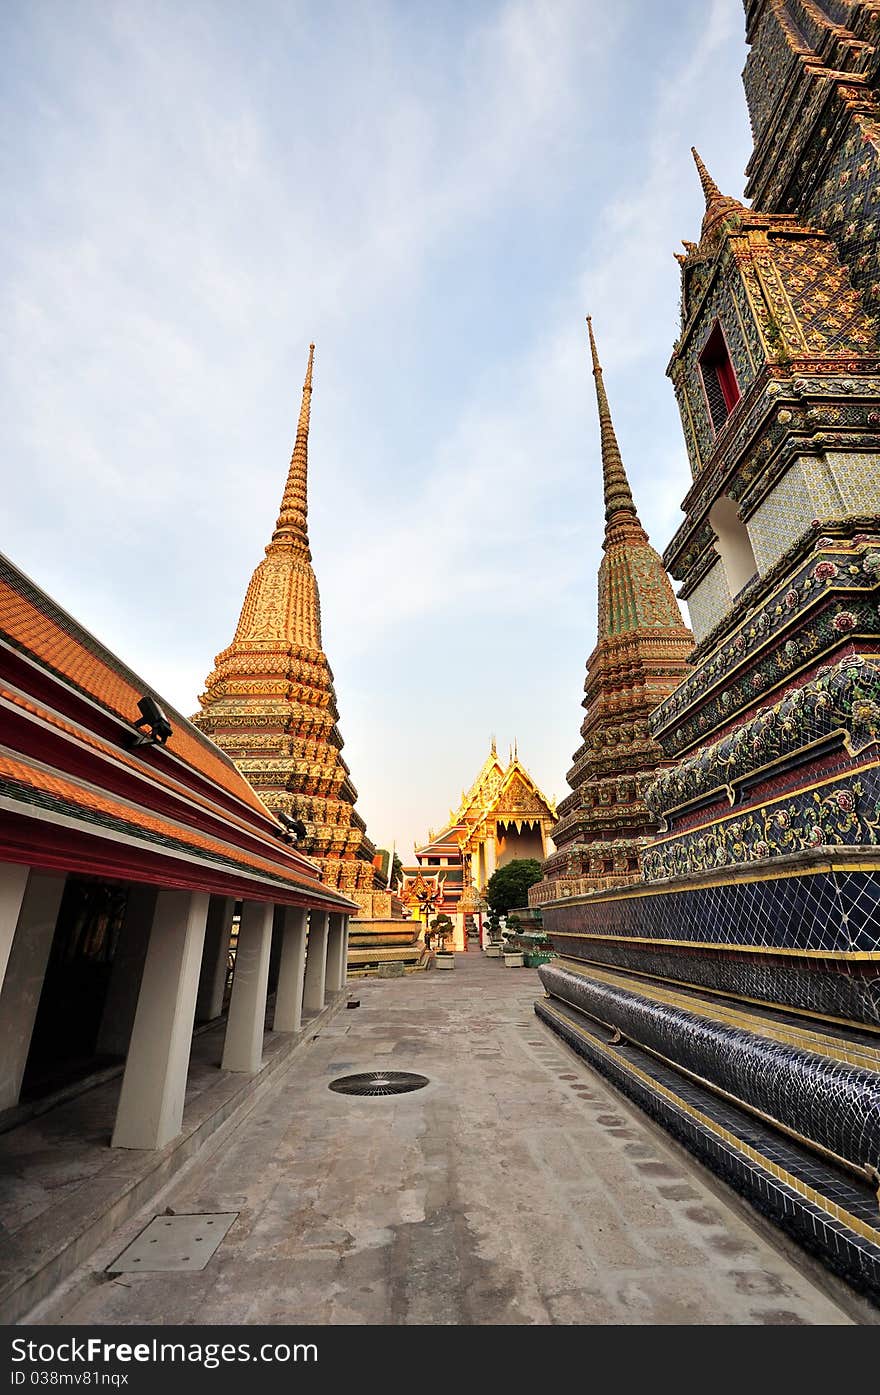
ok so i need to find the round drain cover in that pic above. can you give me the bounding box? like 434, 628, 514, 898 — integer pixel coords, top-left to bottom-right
328, 1071, 429, 1097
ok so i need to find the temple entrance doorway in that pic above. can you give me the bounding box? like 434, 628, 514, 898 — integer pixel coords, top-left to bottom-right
495, 819, 545, 867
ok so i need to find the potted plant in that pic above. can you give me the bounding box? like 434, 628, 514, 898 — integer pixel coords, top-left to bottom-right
432, 915, 455, 969
483, 909, 504, 957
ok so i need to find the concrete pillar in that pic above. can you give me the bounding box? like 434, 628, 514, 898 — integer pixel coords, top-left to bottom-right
221, 899, 273, 1073
485, 831, 497, 881
96, 884, 157, 1056
0, 864, 29, 995
342, 916, 350, 985
195, 895, 235, 1023
111, 889, 209, 1149
272, 906, 308, 1033
0, 871, 66, 1109
325, 913, 346, 994
302, 910, 329, 1014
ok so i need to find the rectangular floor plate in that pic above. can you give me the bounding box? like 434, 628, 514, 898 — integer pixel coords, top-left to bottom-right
107, 1213, 238, 1273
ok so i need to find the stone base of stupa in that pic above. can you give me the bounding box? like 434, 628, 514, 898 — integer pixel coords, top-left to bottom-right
537, 849, 880, 1303
346, 893, 428, 976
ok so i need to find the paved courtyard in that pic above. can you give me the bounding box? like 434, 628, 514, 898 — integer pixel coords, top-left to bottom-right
35, 953, 859, 1325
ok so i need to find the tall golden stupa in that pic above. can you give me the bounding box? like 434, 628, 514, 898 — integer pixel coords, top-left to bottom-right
193, 345, 380, 895
531, 318, 693, 903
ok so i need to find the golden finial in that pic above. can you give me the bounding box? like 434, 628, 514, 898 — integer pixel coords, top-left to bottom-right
691, 147, 722, 207
585, 316, 640, 527
690, 149, 744, 240
273, 343, 316, 547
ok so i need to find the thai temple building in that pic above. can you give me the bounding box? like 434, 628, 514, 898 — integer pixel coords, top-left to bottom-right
402, 742, 556, 948
535, 0, 880, 1300
532, 320, 693, 904
193, 346, 381, 902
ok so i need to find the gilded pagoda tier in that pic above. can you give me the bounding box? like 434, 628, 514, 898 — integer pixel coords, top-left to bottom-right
192, 344, 381, 894
530, 319, 693, 905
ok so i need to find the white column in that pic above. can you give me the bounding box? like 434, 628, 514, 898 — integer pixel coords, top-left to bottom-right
221, 899, 273, 1073
0, 863, 29, 994
111, 889, 209, 1149
325, 913, 345, 994
96, 884, 157, 1057
196, 895, 235, 1022
0, 871, 66, 1109
342, 916, 350, 985
302, 910, 329, 1014
485, 830, 497, 880
272, 906, 308, 1033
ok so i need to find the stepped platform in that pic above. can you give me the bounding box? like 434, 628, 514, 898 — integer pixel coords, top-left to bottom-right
346, 919, 426, 977
538, 850, 880, 1304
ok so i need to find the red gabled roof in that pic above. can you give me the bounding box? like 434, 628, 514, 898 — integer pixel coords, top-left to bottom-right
0, 554, 356, 910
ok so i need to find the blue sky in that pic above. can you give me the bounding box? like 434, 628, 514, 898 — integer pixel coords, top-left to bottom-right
2, 0, 754, 855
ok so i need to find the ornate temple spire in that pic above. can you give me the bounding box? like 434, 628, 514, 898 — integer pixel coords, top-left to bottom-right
585, 316, 641, 528
691, 146, 723, 204
193, 341, 380, 896
691, 147, 744, 242
273, 343, 315, 548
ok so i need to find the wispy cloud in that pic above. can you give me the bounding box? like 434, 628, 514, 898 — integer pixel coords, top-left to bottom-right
2, 0, 753, 850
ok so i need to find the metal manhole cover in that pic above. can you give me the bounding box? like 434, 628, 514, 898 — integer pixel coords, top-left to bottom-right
328, 1071, 429, 1096
107, 1212, 238, 1273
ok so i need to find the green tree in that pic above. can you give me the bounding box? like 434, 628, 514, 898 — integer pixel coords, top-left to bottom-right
486, 859, 543, 917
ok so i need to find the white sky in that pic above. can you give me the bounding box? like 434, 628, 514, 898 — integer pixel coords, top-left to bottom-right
2, 0, 754, 854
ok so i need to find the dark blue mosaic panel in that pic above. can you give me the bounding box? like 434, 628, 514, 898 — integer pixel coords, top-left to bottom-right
539, 963, 880, 1171
548, 936, 880, 1030
544, 865, 878, 953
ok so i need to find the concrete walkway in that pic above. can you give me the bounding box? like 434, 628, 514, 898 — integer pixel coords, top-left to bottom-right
33, 954, 859, 1325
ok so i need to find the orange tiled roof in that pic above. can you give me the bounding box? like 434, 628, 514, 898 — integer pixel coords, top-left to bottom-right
1, 685, 286, 853
0, 750, 338, 899
0, 566, 269, 820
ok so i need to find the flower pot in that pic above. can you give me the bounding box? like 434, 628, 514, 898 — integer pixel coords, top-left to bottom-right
435, 953, 455, 970
484, 945, 502, 957
503, 952, 524, 967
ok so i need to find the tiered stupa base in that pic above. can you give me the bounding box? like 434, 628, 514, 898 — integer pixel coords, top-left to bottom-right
346, 891, 428, 978
538, 848, 880, 1302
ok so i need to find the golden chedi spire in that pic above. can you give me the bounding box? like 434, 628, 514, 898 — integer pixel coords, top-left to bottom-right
193, 345, 380, 896
273, 343, 314, 548
585, 317, 686, 639
586, 315, 640, 527
530, 319, 693, 906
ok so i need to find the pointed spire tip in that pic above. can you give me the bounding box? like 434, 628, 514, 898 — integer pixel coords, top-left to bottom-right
691, 147, 722, 207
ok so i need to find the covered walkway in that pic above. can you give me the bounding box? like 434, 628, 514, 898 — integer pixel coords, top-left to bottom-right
29, 955, 862, 1326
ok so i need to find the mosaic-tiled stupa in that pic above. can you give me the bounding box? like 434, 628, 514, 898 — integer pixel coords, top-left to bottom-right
193, 346, 380, 897
536, 0, 880, 1303
531, 319, 692, 903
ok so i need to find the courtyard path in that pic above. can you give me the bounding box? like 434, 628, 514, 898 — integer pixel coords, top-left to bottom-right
37, 953, 857, 1325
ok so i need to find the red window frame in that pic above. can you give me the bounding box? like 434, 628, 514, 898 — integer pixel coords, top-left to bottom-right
699, 321, 741, 434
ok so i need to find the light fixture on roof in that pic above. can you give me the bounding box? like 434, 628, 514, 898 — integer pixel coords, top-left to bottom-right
278, 811, 308, 843
130, 694, 173, 748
